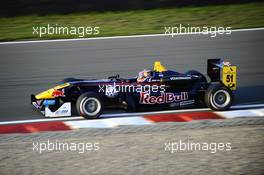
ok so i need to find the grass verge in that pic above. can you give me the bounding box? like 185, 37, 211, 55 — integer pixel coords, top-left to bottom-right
0, 2, 263, 41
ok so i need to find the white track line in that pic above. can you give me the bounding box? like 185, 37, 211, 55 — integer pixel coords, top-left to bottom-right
231, 103, 264, 109
0, 103, 264, 125
0, 116, 83, 125
216, 108, 264, 118
65, 117, 153, 129
0, 27, 263, 45
0, 108, 211, 125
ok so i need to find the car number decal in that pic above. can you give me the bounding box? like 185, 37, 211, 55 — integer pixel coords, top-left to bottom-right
222, 66, 237, 90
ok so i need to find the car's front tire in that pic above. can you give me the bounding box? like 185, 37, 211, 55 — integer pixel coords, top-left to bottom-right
76, 92, 104, 119
205, 83, 233, 111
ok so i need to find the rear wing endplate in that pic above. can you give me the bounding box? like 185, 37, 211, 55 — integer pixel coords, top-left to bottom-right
207, 59, 237, 90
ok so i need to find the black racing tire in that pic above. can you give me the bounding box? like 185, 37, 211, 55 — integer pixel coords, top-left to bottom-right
204, 83, 233, 111
76, 92, 104, 119
185, 70, 207, 82
125, 95, 137, 112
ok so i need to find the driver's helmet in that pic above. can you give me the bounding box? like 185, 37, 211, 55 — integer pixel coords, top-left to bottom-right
137, 69, 151, 82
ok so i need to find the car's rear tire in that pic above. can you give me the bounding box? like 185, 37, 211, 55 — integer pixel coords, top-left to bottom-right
76, 92, 104, 119
204, 83, 233, 111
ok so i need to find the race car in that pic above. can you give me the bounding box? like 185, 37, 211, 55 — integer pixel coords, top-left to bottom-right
31, 59, 237, 119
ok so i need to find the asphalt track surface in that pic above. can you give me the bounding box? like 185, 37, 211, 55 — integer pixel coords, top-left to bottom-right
0, 30, 264, 121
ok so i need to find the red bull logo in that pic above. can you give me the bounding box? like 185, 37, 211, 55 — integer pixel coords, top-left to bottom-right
139, 92, 188, 104
52, 89, 65, 97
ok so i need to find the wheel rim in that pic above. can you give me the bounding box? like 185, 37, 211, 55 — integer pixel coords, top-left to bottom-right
210, 89, 231, 109
80, 97, 101, 116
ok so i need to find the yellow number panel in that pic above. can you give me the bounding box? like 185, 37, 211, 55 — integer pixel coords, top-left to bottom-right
222, 66, 237, 90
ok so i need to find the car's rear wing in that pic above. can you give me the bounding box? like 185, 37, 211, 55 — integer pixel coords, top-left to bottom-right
207, 59, 237, 90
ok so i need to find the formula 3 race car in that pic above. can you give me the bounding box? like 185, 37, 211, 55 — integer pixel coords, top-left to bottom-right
31, 59, 237, 119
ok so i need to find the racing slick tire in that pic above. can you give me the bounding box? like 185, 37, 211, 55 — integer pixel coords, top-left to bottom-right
76, 92, 104, 119
204, 83, 233, 111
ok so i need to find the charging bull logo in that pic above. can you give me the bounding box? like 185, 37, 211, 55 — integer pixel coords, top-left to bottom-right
52, 89, 65, 97
139, 92, 188, 104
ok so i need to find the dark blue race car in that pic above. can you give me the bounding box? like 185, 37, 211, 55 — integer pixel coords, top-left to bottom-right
31, 59, 237, 119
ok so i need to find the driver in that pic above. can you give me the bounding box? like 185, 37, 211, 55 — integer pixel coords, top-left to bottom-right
137, 69, 151, 82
